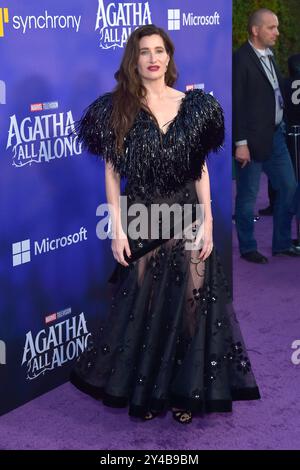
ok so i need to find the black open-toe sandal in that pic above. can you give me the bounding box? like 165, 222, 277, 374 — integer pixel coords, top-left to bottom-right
172, 410, 192, 424
143, 410, 158, 421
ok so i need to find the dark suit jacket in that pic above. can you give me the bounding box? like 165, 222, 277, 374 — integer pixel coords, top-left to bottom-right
233, 41, 285, 161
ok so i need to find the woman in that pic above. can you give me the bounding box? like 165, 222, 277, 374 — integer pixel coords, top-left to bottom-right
70, 25, 260, 424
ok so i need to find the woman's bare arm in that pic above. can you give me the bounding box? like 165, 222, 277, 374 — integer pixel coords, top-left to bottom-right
194, 162, 213, 260
105, 161, 131, 266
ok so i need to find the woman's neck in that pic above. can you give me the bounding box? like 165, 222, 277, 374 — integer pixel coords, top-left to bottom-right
142, 79, 169, 100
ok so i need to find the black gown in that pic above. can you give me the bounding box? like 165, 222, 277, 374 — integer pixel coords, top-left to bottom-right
70, 89, 260, 417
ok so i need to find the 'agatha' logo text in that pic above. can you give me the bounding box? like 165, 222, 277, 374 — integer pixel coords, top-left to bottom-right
95, 0, 152, 49
22, 313, 91, 380
6, 111, 82, 167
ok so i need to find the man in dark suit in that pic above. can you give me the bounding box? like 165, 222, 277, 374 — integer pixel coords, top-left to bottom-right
233, 8, 299, 263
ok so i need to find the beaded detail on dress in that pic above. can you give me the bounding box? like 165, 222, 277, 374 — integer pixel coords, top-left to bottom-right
75, 89, 224, 197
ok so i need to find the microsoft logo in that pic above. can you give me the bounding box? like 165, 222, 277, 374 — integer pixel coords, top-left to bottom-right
168, 9, 180, 31
0, 7, 9, 38
12, 228, 88, 267
12, 239, 31, 266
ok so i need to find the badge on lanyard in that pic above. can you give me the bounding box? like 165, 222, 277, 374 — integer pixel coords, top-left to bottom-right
275, 87, 284, 109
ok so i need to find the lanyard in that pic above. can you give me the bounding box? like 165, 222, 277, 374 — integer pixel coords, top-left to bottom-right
260, 56, 276, 81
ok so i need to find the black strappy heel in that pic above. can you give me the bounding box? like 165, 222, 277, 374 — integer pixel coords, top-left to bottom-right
172, 409, 192, 424
143, 410, 159, 421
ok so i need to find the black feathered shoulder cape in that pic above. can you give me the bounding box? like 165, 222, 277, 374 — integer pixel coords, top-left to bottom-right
76, 89, 224, 196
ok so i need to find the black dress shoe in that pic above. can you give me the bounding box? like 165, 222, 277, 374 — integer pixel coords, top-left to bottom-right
273, 246, 300, 257
241, 251, 268, 264
258, 205, 273, 216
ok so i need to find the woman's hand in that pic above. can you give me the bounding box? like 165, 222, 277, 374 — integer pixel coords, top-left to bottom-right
198, 217, 213, 261
111, 229, 131, 267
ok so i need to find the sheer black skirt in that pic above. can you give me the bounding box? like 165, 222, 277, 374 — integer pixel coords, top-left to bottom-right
70, 182, 260, 417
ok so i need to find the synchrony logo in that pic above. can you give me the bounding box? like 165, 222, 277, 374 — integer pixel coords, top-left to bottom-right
95, 0, 152, 49
0, 340, 6, 365
0, 80, 6, 104
12, 10, 81, 34
0, 7, 9, 37
167, 8, 220, 31
12, 227, 88, 267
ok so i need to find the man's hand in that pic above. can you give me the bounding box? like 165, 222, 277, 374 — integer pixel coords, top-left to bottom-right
235, 145, 251, 168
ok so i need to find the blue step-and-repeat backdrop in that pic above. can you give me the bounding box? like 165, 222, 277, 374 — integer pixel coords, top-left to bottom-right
0, 0, 232, 415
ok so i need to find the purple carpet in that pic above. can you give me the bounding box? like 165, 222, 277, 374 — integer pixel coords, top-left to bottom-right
1, 175, 300, 450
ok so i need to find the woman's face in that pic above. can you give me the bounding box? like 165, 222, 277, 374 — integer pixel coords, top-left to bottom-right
137, 34, 170, 82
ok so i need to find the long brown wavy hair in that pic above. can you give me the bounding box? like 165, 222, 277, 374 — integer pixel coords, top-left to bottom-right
110, 25, 178, 153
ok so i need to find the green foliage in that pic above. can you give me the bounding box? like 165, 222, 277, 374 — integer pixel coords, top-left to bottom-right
233, 0, 300, 75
